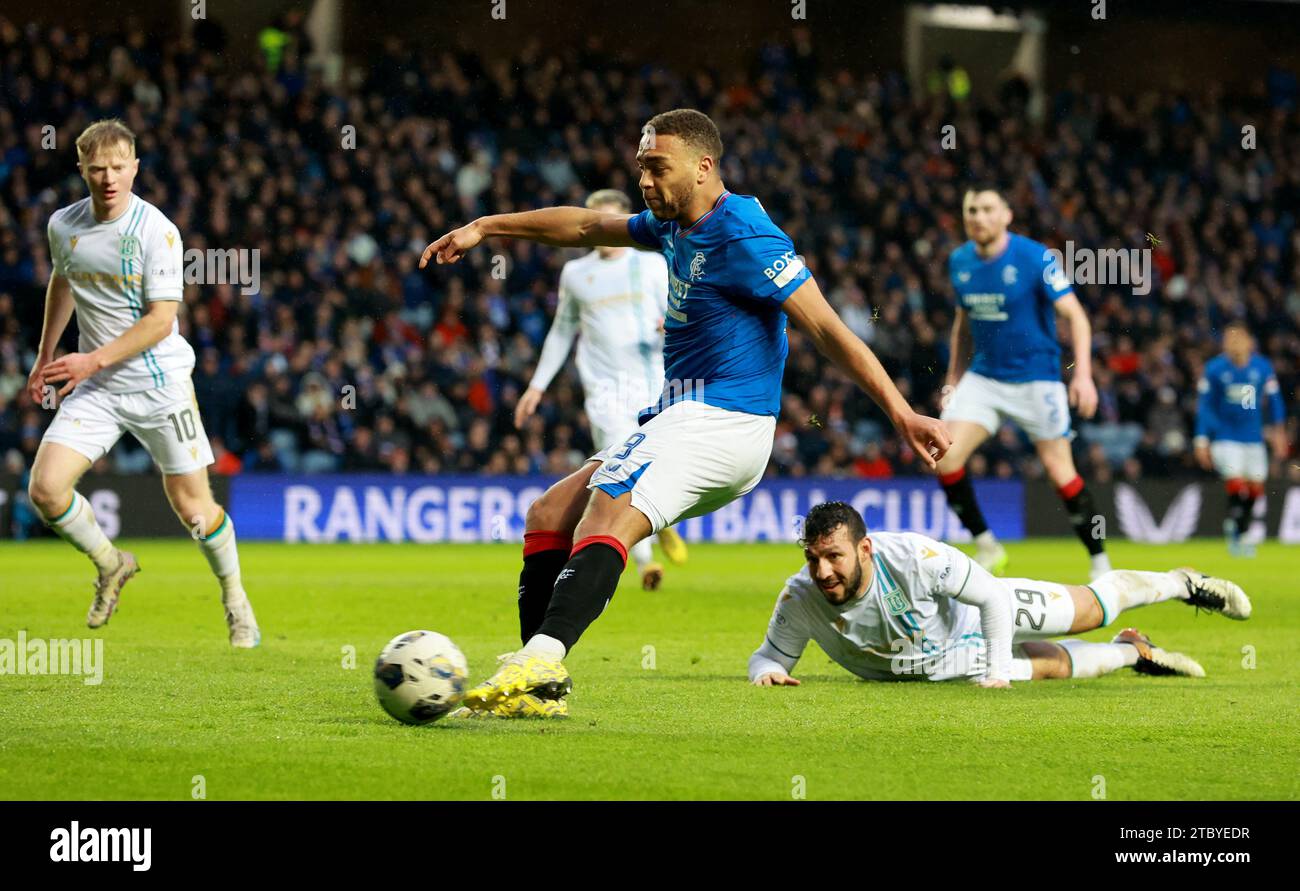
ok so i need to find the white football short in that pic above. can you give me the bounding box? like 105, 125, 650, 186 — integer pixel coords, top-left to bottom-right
587, 408, 643, 454
942, 370, 1070, 442
43, 378, 214, 475
1210, 441, 1268, 482
927, 576, 1078, 682
586, 400, 775, 534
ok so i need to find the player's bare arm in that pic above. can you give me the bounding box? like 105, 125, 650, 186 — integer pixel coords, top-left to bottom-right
43, 299, 180, 396
419, 208, 642, 267
1053, 292, 1098, 419
28, 272, 76, 403
784, 278, 952, 468
945, 307, 971, 390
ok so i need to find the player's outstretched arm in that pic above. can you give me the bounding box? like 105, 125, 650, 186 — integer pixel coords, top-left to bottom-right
949, 561, 1015, 687
419, 208, 642, 268
42, 300, 179, 396
1053, 293, 1098, 419
28, 272, 75, 403
784, 278, 952, 469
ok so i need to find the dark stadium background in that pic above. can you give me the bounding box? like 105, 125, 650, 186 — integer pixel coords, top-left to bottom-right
1, 0, 1297, 542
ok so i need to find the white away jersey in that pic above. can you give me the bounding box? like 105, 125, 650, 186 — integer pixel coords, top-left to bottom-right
761, 532, 985, 681
530, 249, 669, 425
47, 193, 193, 393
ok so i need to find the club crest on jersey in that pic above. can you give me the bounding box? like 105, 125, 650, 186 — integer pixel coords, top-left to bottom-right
118, 235, 141, 261
1002, 264, 1017, 285
689, 251, 707, 281
883, 590, 908, 615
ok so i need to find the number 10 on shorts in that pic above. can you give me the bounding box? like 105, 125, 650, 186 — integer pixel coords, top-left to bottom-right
168, 409, 199, 442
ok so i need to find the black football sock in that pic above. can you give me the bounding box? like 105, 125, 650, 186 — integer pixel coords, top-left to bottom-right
518, 531, 573, 645
939, 467, 990, 537
1059, 476, 1105, 557
1240, 489, 1259, 537
535, 536, 627, 653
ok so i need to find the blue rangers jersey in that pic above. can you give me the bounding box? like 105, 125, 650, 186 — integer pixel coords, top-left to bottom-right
948, 233, 1074, 383
1196, 353, 1285, 444
627, 191, 811, 419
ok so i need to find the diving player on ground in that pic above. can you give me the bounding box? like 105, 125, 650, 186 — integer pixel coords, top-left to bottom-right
421, 109, 950, 717
1194, 321, 1288, 557
749, 502, 1250, 688
938, 184, 1111, 580
515, 188, 689, 590
27, 119, 259, 647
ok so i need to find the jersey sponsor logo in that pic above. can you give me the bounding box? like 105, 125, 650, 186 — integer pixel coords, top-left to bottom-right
1226, 383, 1256, 410
164, 231, 176, 249
69, 235, 79, 252
65, 270, 143, 286
689, 251, 707, 281
763, 250, 805, 288
962, 292, 1008, 321
921, 546, 939, 559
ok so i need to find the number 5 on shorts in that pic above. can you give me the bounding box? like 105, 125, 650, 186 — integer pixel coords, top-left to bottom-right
613, 432, 645, 460
168, 409, 198, 443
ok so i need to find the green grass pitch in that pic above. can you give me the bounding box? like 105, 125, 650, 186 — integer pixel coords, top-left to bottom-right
1, 538, 1295, 800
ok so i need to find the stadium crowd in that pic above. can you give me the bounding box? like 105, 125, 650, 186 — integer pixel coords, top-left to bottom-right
0, 16, 1296, 484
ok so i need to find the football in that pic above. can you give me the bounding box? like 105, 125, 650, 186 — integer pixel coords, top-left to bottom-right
372, 631, 469, 725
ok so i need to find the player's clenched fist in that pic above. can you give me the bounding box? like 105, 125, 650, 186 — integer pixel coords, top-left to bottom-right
27, 360, 50, 404
898, 411, 951, 469
419, 221, 484, 267
753, 672, 800, 687
1068, 375, 1099, 419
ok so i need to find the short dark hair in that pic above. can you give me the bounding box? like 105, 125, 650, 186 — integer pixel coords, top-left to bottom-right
964, 182, 1006, 202
643, 109, 724, 162
800, 501, 867, 549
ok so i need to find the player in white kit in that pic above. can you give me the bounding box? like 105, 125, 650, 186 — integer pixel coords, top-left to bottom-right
515, 189, 689, 590
26, 120, 259, 647
749, 502, 1250, 687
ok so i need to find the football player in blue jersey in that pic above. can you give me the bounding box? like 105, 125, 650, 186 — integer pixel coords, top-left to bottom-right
419, 108, 951, 717
936, 185, 1112, 581
1194, 321, 1288, 557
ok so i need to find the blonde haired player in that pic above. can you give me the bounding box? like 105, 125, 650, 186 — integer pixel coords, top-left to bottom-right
750, 502, 1250, 688
26, 119, 259, 647
515, 188, 689, 591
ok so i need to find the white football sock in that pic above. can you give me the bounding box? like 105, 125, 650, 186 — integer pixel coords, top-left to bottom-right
1058, 640, 1139, 678
520, 634, 566, 660
46, 492, 117, 573
631, 538, 653, 572
974, 530, 998, 550
198, 511, 243, 595
1088, 570, 1185, 626
1089, 553, 1113, 578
